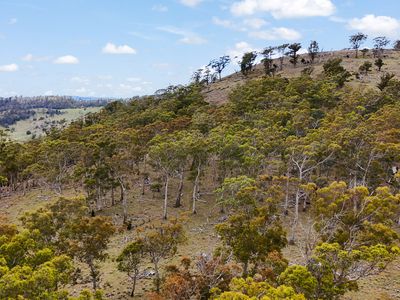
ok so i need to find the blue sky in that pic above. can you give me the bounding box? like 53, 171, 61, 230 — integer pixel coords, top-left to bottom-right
0, 0, 399, 98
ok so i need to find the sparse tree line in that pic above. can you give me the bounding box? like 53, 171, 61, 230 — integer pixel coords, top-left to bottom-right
1, 41, 400, 298
192, 33, 400, 84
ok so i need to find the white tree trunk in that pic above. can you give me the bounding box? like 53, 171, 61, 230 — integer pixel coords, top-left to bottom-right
163, 175, 169, 220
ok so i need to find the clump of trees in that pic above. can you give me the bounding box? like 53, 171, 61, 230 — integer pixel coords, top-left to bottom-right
118, 219, 186, 295
240, 51, 258, 76
0, 197, 113, 298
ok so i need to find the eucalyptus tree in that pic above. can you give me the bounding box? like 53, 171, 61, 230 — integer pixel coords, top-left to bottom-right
308, 40, 319, 63
287, 43, 302, 67
373, 36, 390, 57
349, 32, 367, 58
276, 43, 289, 70
209, 55, 231, 80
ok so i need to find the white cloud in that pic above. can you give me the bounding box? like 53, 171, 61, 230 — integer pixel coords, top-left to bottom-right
22, 54, 33, 62
21, 53, 50, 62
227, 41, 258, 59
102, 43, 137, 54
249, 27, 301, 41
213, 17, 270, 34
152, 4, 168, 12
231, 0, 335, 19
348, 15, 400, 38
44, 90, 54, 96
53, 55, 79, 64
158, 26, 207, 44
243, 18, 267, 29
8, 18, 17, 25
0, 63, 18, 72
212, 17, 235, 29
180, 0, 203, 7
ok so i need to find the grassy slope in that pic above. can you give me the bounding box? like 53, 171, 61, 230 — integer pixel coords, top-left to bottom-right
203, 50, 400, 106
1, 107, 101, 141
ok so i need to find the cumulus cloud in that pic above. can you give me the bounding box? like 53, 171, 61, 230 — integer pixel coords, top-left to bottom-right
0, 63, 18, 72
249, 27, 301, 41
158, 26, 207, 45
227, 41, 258, 59
53, 55, 79, 64
231, 0, 335, 19
180, 0, 203, 7
102, 43, 137, 54
348, 15, 400, 38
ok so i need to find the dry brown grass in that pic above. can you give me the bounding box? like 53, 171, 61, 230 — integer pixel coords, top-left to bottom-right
203, 50, 400, 106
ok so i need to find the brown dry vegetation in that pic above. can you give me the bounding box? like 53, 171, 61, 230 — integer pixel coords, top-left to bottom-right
203, 49, 400, 106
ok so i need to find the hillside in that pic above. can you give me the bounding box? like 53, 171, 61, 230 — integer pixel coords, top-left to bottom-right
1, 51, 400, 300
1, 107, 102, 141
0, 96, 109, 141
203, 49, 400, 105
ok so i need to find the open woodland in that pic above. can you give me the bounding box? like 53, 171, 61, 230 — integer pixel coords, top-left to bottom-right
1, 42, 400, 299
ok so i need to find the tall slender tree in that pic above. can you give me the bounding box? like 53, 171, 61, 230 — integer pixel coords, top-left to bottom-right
349, 32, 367, 58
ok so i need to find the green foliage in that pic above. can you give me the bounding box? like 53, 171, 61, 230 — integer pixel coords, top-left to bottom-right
212, 277, 306, 300
312, 182, 400, 248
139, 219, 186, 292
359, 61, 372, 75
287, 43, 302, 67
215, 205, 287, 275
2, 55, 400, 298
240, 52, 257, 75
21, 196, 115, 290
306, 242, 399, 299
377, 73, 395, 90
323, 58, 352, 87
375, 58, 385, 71
280, 266, 317, 299
349, 33, 368, 58
308, 41, 319, 63
0, 227, 74, 299
117, 240, 145, 296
